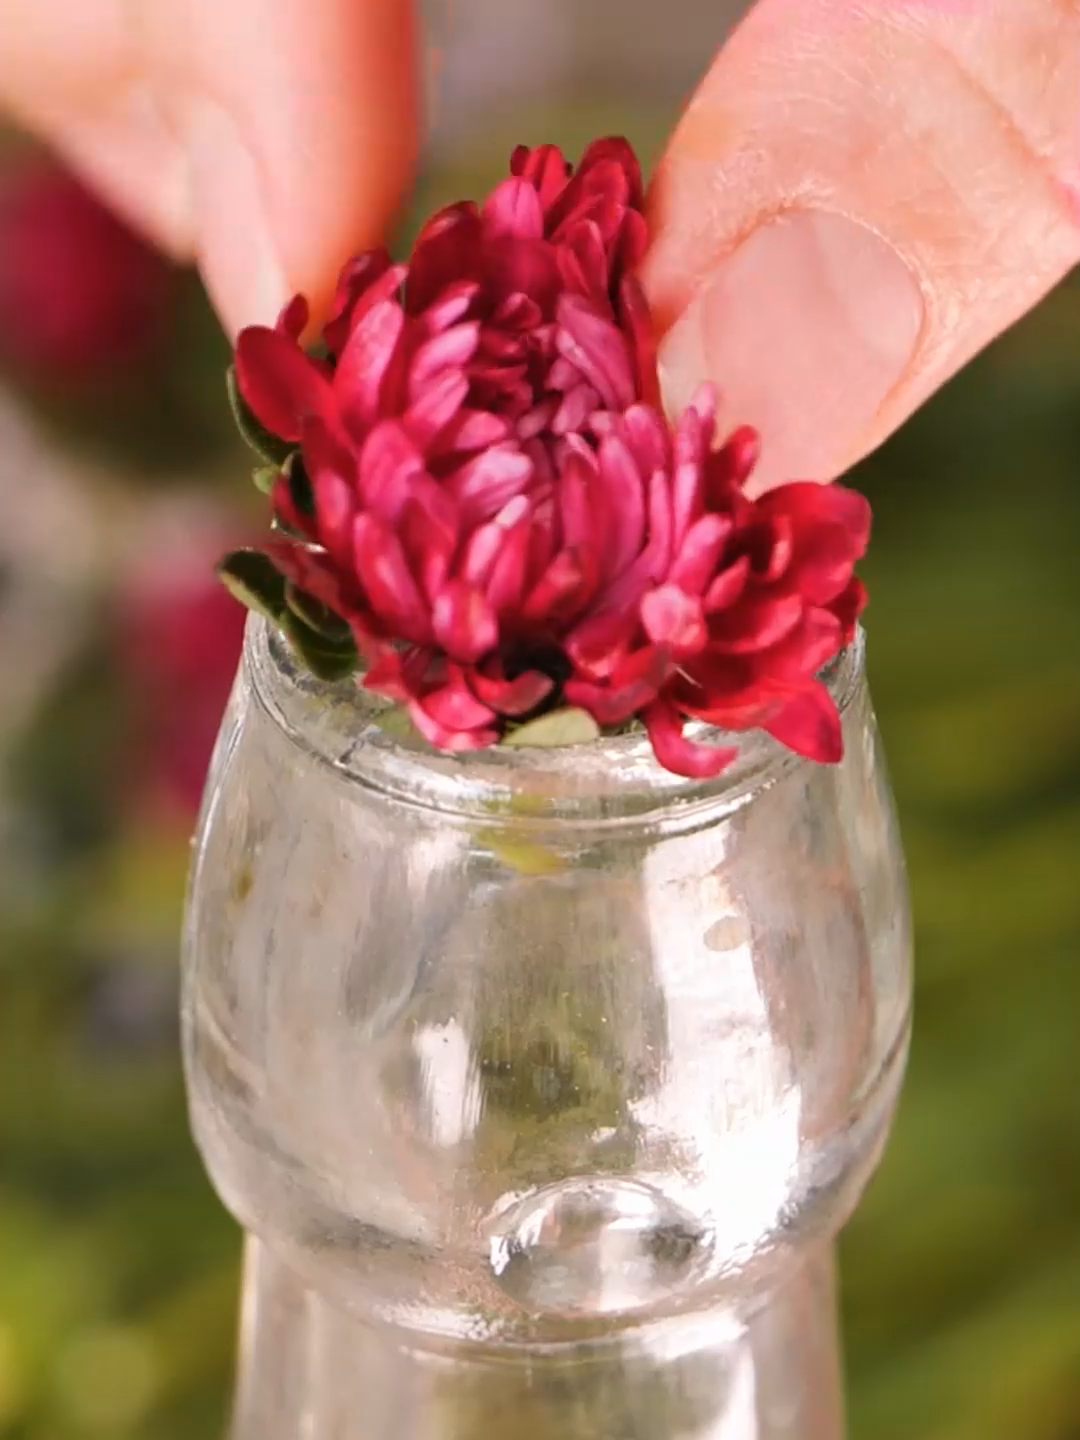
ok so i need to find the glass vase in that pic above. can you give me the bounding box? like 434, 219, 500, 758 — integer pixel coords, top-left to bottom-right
182, 616, 911, 1440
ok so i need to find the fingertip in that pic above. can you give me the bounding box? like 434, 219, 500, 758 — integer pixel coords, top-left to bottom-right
148, 0, 419, 330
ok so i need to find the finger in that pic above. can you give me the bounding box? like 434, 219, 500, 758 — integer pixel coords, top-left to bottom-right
0, 0, 419, 335
138, 0, 419, 334
644, 0, 1080, 491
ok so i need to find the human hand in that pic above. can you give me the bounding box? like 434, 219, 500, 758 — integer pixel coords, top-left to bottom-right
2, 0, 1078, 488
0, 0, 418, 339
646, 0, 1080, 486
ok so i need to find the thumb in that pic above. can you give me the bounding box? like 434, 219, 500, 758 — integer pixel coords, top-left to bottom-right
644, 0, 1080, 490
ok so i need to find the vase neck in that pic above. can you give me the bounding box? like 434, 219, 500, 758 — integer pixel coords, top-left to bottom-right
229, 1236, 845, 1440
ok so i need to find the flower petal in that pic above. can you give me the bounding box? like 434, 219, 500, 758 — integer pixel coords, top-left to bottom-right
357, 420, 425, 523
763, 681, 844, 763
235, 326, 332, 442
555, 293, 635, 410
642, 700, 738, 779
408, 699, 498, 751
708, 593, 804, 654
640, 584, 707, 656
352, 513, 432, 644
432, 579, 499, 663
668, 514, 733, 596
447, 444, 534, 527
417, 664, 498, 731
483, 177, 545, 240
335, 297, 406, 434
469, 665, 555, 717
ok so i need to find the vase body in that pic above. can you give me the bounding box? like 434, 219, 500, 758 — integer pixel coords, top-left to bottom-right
182, 618, 911, 1440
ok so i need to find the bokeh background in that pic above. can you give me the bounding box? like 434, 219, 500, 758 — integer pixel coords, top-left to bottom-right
1, 2, 1078, 1437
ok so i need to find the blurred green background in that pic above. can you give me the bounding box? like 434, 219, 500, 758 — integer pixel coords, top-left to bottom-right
1, 62, 1079, 1440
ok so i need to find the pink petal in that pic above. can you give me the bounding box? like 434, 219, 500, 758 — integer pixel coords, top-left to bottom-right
517, 397, 559, 441
619, 404, 671, 477
407, 700, 498, 752
312, 468, 355, 566
417, 664, 498, 731
511, 143, 571, 208
557, 219, 609, 302
483, 177, 545, 240
363, 647, 427, 704
469, 666, 555, 716
552, 383, 600, 436
483, 235, 561, 310
642, 700, 738, 780
407, 203, 483, 313
617, 277, 660, 409
447, 444, 534, 527
555, 293, 635, 410
235, 326, 332, 442
565, 609, 633, 680
459, 495, 531, 588
703, 555, 752, 614
335, 298, 406, 434
401, 494, 456, 605
404, 368, 469, 448
409, 322, 480, 398
557, 452, 598, 552
323, 249, 395, 352
668, 514, 733, 596
763, 681, 843, 763
421, 279, 480, 334
432, 580, 499, 663
263, 540, 355, 617
429, 408, 512, 457
757, 609, 843, 684
829, 577, 867, 643
564, 645, 666, 725
485, 518, 532, 616
640, 585, 707, 657
708, 593, 804, 654
522, 548, 588, 625
276, 294, 309, 339
352, 513, 432, 644
595, 433, 646, 581
707, 426, 761, 500
356, 420, 425, 523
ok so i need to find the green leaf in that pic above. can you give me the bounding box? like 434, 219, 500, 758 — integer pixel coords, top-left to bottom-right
252, 465, 278, 495
217, 549, 288, 621
281, 610, 359, 682
373, 705, 424, 742
502, 707, 601, 749
284, 583, 351, 642
226, 365, 294, 466
282, 451, 314, 518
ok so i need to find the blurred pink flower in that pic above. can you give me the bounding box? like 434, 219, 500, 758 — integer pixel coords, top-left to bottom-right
116, 505, 247, 824
0, 156, 175, 384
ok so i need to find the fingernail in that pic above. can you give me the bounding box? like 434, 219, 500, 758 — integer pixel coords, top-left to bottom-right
182, 100, 288, 335
658, 210, 924, 488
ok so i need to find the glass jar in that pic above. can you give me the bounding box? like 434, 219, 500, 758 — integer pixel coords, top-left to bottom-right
182, 616, 911, 1440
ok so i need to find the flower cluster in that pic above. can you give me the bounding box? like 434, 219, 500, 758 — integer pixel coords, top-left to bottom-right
221, 139, 869, 778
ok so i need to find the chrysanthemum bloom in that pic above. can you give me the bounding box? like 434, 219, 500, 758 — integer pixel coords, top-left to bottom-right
223, 140, 869, 778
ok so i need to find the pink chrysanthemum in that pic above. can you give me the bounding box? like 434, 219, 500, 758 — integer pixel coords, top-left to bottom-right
222, 139, 870, 779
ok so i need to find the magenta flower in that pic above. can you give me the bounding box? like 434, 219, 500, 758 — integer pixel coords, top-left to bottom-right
221, 140, 869, 779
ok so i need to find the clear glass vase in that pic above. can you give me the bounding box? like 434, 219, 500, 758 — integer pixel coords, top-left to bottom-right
182, 617, 911, 1440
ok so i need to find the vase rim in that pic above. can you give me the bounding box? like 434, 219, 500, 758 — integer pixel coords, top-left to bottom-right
244, 616, 866, 827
